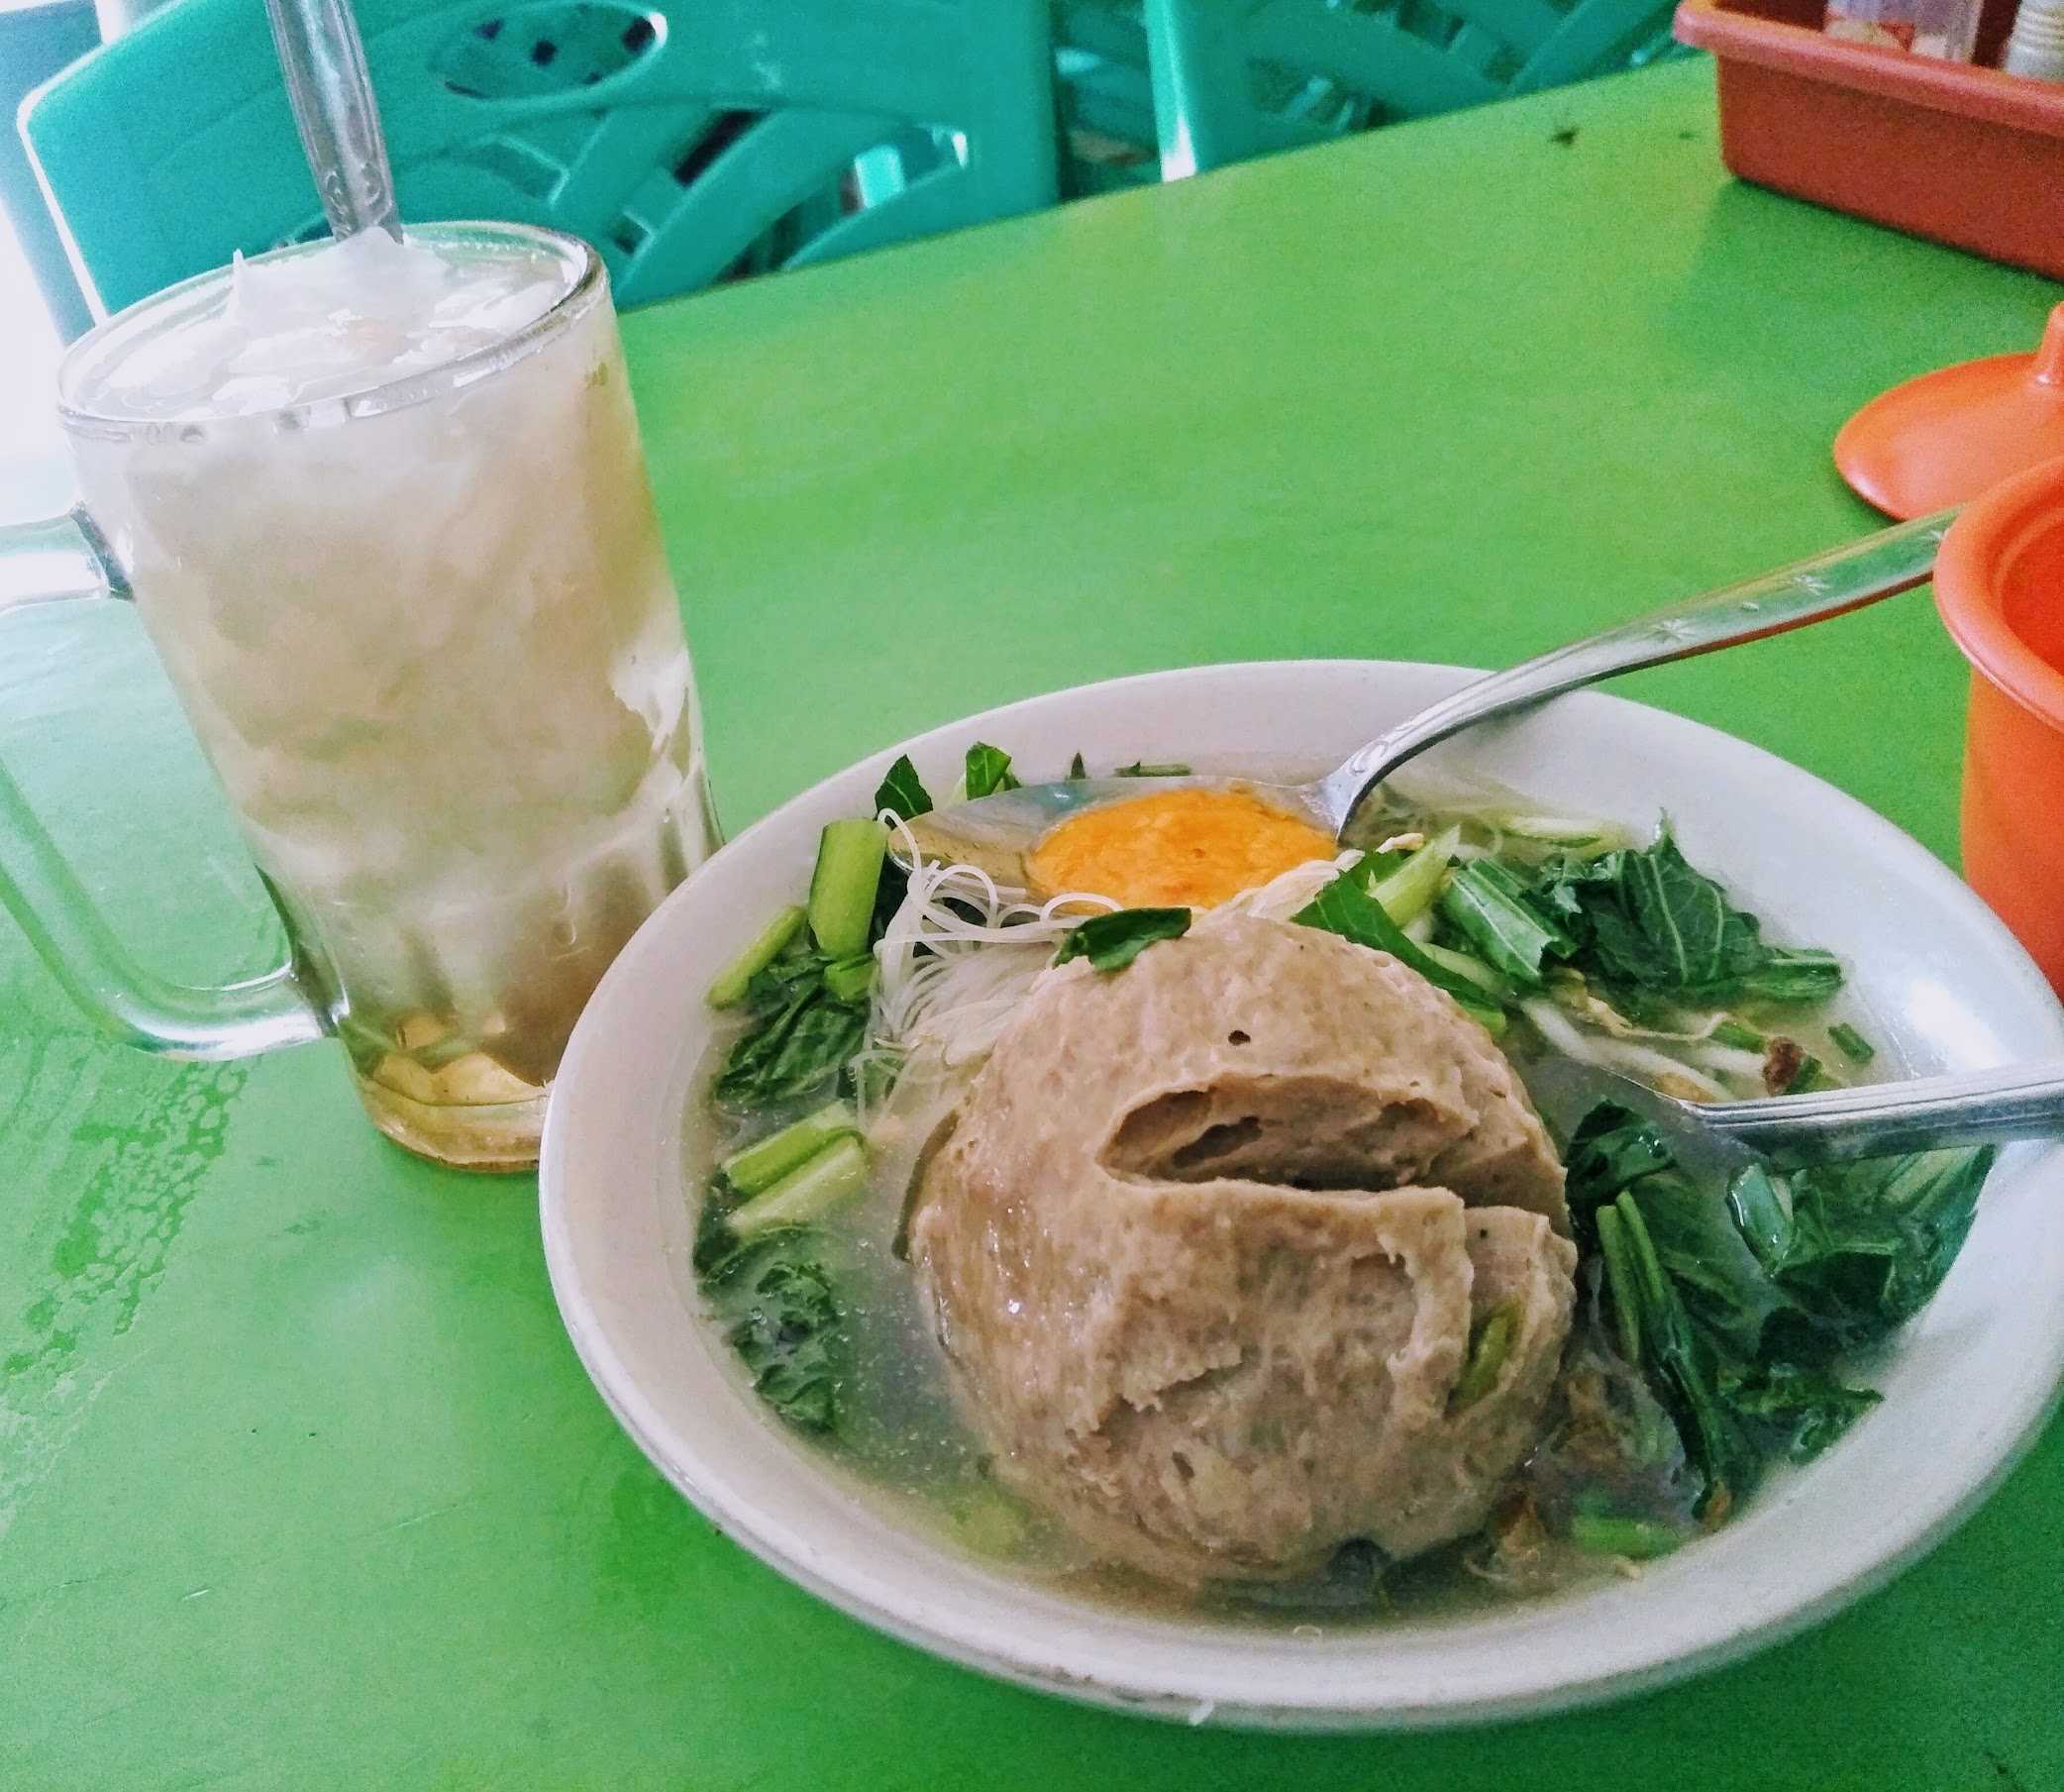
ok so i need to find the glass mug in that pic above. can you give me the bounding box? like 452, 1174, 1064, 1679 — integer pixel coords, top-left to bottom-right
0, 223, 716, 1171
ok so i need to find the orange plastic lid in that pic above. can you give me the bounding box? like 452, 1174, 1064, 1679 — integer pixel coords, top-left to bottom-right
1835, 305, 2064, 519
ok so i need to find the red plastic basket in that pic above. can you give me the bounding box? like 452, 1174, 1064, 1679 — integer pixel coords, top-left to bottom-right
1675, 0, 2064, 278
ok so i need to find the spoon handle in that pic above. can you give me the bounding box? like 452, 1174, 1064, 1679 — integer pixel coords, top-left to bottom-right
1314, 508, 1958, 831
1690, 1059, 2064, 1163
262, 0, 401, 242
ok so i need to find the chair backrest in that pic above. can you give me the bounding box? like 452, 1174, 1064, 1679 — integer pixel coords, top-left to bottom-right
1145, 0, 1684, 176
22, 0, 1059, 318
1052, 1, 1160, 195
0, 0, 99, 343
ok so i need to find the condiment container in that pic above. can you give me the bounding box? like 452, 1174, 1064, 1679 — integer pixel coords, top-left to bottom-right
1932, 453, 2064, 996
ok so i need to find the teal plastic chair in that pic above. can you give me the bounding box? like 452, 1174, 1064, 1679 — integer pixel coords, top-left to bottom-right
0, 0, 99, 343
862, 6, 1163, 204
1052, 1, 1160, 196
1144, 0, 1685, 176
21, 0, 1059, 318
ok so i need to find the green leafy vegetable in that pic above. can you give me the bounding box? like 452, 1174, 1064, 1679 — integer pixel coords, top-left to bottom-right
1593, 1203, 1646, 1367
1054, 906, 1191, 973
1533, 830, 1841, 1003
1295, 873, 1505, 1031
1627, 1163, 1788, 1361
1718, 1363, 1881, 1464
869, 856, 909, 950
713, 952, 869, 1111
1710, 1017, 1765, 1051
1783, 1052, 1832, 1095
1364, 827, 1460, 928
692, 1174, 743, 1276
1451, 1304, 1518, 1412
696, 1153, 859, 1434
1720, 1159, 1791, 1267
1544, 831, 1759, 988
1591, 1188, 1759, 1514
1732, 948, 1844, 1002
1436, 859, 1575, 987
1830, 1021, 1876, 1064
1737, 1147, 1994, 1352
823, 956, 876, 1003
1575, 1112, 1829, 1510
1356, 846, 1410, 886
1114, 760, 1191, 778
873, 754, 932, 821
964, 742, 1021, 799
1566, 1103, 1990, 1515
1563, 1106, 1677, 1224
1067, 752, 1087, 781
1414, 939, 1515, 1002
727, 1252, 847, 1432
1567, 1514, 1684, 1559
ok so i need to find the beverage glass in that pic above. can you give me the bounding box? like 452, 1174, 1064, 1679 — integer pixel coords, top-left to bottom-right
0, 222, 716, 1171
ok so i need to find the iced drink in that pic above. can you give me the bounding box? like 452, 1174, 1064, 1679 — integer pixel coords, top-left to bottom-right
61, 224, 713, 1168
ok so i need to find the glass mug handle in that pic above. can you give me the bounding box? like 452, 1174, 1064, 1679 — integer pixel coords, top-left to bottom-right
0, 508, 329, 1058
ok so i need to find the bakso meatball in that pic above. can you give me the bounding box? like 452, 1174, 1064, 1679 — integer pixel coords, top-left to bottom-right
907, 912, 1577, 1586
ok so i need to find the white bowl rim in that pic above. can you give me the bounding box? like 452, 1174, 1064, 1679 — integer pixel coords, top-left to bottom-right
540, 658, 2064, 1730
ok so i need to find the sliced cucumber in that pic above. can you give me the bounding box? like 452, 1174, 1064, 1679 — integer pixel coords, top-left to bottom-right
720, 1100, 859, 1197
729, 1135, 871, 1238
707, 904, 807, 1008
808, 819, 888, 960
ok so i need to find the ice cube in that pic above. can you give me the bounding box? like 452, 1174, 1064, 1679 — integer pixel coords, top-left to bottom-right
84, 231, 570, 421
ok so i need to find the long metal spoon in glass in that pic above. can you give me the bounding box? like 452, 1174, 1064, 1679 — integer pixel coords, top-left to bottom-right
260, 0, 399, 242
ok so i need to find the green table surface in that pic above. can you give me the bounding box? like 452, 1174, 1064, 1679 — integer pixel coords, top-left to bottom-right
5, 57, 2060, 1791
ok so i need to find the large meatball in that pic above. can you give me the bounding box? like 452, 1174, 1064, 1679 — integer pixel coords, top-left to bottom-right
907, 911, 1576, 1585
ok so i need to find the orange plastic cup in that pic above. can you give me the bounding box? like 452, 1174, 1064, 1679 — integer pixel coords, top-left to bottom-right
1932, 455, 2064, 996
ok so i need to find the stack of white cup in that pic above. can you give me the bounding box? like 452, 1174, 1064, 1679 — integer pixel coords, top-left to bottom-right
2004, 0, 2064, 78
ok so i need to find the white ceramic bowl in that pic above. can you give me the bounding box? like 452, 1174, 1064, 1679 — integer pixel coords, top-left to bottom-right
540, 661, 2064, 1730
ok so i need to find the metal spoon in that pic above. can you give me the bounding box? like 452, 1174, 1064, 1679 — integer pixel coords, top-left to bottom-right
1524, 1056, 2064, 1170
911, 509, 1956, 875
